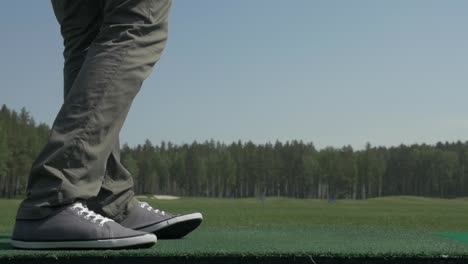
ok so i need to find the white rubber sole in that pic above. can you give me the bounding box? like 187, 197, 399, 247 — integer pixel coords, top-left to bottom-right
10, 233, 156, 249
138, 213, 203, 233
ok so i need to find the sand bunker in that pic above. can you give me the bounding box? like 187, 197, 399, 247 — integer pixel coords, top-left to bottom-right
153, 195, 180, 200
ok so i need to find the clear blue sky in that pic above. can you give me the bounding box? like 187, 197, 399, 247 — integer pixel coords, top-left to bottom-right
1, 1, 467, 150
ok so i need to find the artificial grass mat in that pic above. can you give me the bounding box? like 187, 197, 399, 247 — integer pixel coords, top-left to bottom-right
2, 226, 468, 258
2, 196, 468, 261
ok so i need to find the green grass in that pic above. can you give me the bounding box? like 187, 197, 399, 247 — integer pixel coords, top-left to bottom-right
2, 196, 468, 258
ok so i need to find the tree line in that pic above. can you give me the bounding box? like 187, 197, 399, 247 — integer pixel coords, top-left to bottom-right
0, 105, 49, 198
123, 139, 468, 199
1, 104, 468, 199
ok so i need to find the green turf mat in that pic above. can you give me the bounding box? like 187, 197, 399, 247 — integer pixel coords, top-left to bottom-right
3, 197, 468, 262
2, 226, 468, 258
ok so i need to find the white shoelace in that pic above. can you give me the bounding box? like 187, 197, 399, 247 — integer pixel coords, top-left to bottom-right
71, 202, 114, 226
139, 202, 166, 216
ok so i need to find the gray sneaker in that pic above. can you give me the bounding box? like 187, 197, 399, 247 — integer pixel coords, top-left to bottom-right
11, 202, 156, 249
119, 201, 203, 239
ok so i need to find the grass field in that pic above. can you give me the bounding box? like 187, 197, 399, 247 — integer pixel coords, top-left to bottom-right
2, 196, 468, 261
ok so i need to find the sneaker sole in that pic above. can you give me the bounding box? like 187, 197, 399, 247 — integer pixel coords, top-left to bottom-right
10, 234, 156, 250
138, 213, 203, 239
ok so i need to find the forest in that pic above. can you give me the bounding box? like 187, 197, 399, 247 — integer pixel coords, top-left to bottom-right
1, 104, 468, 199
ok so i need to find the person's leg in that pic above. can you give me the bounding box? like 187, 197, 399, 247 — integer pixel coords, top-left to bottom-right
53, 0, 173, 225
59, 0, 104, 100
87, 138, 138, 222
47, 0, 203, 239
11, 0, 163, 249
56, 0, 137, 223
16, 0, 172, 220
87, 0, 176, 221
